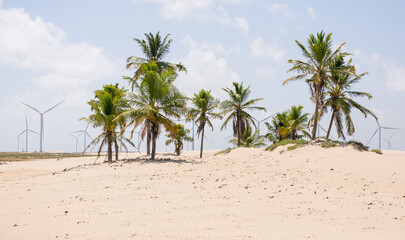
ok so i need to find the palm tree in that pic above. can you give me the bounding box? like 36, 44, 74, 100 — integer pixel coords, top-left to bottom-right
287, 105, 310, 140
220, 82, 266, 147
83, 84, 133, 163
119, 64, 187, 160
126, 32, 186, 88
165, 124, 193, 156
284, 31, 353, 140
264, 111, 291, 142
187, 89, 221, 158
321, 63, 376, 140
125, 32, 186, 155
230, 126, 267, 148
264, 106, 310, 142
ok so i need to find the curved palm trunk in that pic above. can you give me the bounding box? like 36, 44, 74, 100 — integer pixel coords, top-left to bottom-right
146, 120, 151, 155
311, 86, 320, 140
200, 127, 205, 158
326, 109, 336, 140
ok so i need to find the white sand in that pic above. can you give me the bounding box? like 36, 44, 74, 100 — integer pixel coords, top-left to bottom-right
1, 146, 404, 239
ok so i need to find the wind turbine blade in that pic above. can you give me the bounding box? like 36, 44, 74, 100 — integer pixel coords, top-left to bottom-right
28, 129, 40, 135
17, 130, 27, 138
367, 128, 379, 145
72, 130, 84, 133
43, 100, 64, 114
85, 122, 90, 131
319, 125, 328, 133
376, 119, 380, 128
260, 113, 277, 122
20, 101, 41, 113
25, 115, 28, 129
380, 127, 400, 130
86, 132, 92, 140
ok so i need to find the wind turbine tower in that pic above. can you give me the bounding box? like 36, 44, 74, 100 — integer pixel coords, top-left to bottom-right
16, 115, 39, 152
367, 119, 400, 150
72, 123, 92, 152
20, 100, 64, 152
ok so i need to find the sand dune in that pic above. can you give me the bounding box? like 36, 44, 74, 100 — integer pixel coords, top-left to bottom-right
1, 146, 404, 239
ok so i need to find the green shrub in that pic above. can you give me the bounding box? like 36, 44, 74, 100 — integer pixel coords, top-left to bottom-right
371, 149, 382, 155
347, 140, 369, 151
266, 139, 307, 151
214, 148, 234, 156
321, 141, 339, 148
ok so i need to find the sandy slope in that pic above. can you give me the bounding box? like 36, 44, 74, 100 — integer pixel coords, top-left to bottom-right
1, 146, 404, 240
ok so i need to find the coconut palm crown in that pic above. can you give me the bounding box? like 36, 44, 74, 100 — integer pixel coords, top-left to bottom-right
126, 32, 186, 90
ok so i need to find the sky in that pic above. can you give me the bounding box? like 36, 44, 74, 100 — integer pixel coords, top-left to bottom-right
0, 0, 404, 153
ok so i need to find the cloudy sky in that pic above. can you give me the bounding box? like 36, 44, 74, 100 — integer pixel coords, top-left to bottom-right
1, 0, 404, 153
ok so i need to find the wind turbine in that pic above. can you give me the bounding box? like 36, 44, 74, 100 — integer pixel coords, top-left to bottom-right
252, 113, 276, 134
20, 101, 63, 152
70, 133, 82, 153
177, 118, 196, 151
367, 120, 400, 150
72, 123, 92, 152
382, 132, 396, 150
17, 115, 40, 152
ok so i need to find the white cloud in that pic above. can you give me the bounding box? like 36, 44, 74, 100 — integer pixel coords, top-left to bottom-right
250, 37, 285, 62
307, 7, 316, 20
175, 49, 239, 98
268, 3, 296, 21
234, 17, 249, 33
134, 0, 248, 33
0, 6, 119, 152
254, 67, 277, 79
181, 35, 239, 55
353, 50, 405, 93
383, 62, 405, 92
0, 7, 118, 107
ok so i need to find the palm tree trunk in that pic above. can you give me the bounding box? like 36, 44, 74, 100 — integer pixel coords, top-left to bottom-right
146, 120, 151, 155
151, 123, 157, 160
311, 87, 320, 140
176, 141, 180, 156
114, 141, 119, 161
107, 134, 113, 163
326, 110, 335, 140
200, 127, 205, 158
237, 115, 241, 147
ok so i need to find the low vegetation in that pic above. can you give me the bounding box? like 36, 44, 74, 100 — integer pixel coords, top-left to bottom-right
371, 149, 383, 155
321, 141, 340, 148
347, 140, 369, 151
214, 148, 234, 156
0, 152, 91, 162
266, 139, 308, 152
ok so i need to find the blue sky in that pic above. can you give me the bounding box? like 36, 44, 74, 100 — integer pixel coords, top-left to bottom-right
0, 0, 404, 152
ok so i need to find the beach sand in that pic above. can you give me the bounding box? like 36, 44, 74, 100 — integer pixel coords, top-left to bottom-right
1, 146, 404, 239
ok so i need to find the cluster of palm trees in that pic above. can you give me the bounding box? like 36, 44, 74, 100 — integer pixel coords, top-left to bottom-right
285, 31, 376, 141
83, 31, 376, 162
